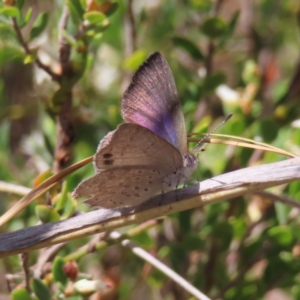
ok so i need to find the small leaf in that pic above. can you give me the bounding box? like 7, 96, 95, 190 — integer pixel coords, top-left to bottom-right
30, 12, 49, 40
200, 17, 228, 39
33, 169, 53, 187
259, 119, 279, 142
53, 257, 68, 285
61, 197, 77, 219
79, 0, 87, 10
35, 205, 60, 223
67, 1, 83, 26
24, 54, 35, 64
267, 226, 294, 247
84, 11, 106, 24
203, 72, 226, 92
32, 278, 51, 300
85, 19, 110, 36
105, 2, 119, 16
96, 2, 119, 16
11, 288, 32, 300
123, 50, 147, 71
70, 0, 85, 16
16, 0, 24, 10
0, 6, 19, 17
0, 46, 25, 66
219, 10, 240, 45
172, 36, 204, 61
0, 23, 17, 43
22, 8, 32, 27
54, 182, 68, 211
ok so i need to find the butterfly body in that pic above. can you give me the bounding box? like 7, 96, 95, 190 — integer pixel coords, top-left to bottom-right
73, 52, 198, 208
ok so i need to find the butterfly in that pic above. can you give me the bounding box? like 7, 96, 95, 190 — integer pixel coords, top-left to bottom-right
72, 52, 198, 208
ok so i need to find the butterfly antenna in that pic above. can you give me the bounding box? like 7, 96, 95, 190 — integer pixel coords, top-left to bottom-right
192, 113, 233, 154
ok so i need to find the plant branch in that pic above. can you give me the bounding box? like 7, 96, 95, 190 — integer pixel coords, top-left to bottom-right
12, 17, 60, 82
0, 181, 31, 196
124, 0, 137, 56
112, 230, 211, 300
20, 253, 31, 294
1, 157, 300, 258
254, 191, 300, 209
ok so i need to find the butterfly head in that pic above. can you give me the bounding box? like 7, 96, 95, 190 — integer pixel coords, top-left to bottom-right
184, 153, 198, 170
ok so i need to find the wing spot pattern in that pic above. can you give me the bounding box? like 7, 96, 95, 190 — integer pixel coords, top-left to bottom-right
104, 159, 114, 165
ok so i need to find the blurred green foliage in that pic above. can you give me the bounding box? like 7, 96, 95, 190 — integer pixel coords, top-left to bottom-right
1, 0, 300, 299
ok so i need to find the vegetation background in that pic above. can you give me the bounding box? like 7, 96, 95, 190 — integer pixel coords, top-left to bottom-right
0, 0, 300, 299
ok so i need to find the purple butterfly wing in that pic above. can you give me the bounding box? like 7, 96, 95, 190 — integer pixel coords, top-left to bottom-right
121, 52, 187, 154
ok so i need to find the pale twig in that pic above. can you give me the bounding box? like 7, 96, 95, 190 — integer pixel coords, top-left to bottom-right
110, 231, 211, 300
0, 181, 31, 196
1, 157, 300, 258
64, 220, 159, 261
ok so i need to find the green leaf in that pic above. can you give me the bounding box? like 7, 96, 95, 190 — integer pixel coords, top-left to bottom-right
259, 119, 279, 142
53, 257, 68, 285
203, 72, 226, 93
0, 6, 19, 17
104, 2, 119, 16
32, 278, 51, 300
132, 231, 154, 248
30, 12, 49, 40
224, 11, 240, 41
183, 234, 204, 251
85, 19, 110, 37
200, 17, 228, 39
79, 0, 87, 10
16, 0, 25, 10
24, 54, 36, 64
0, 46, 25, 66
172, 36, 204, 61
123, 50, 147, 71
242, 60, 260, 84
34, 169, 53, 187
22, 8, 32, 28
11, 288, 32, 300
267, 226, 294, 247
71, 0, 85, 16
35, 205, 60, 223
0, 23, 17, 43
61, 196, 77, 219
54, 182, 69, 212
211, 221, 233, 250
67, 1, 83, 26
274, 201, 290, 224
84, 11, 106, 24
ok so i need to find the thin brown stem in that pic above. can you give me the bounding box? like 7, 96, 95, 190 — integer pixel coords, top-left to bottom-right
12, 17, 60, 82
53, 7, 75, 173
125, 0, 137, 56
255, 191, 300, 209
59, 6, 72, 76
20, 253, 31, 294
53, 91, 74, 173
